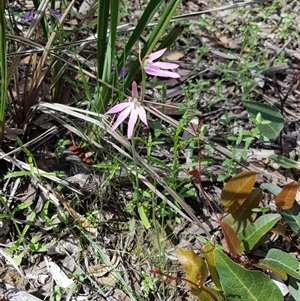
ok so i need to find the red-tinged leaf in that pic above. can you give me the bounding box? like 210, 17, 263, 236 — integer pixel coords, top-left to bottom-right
259, 248, 300, 280
202, 244, 222, 290
189, 169, 200, 178
221, 171, 257, 213
271, 222, 290, 242
192, 285, 226, 301
253, 263, 288, 281
220, 221, 241, 258
176, 247, 208, 293
232, 188, 262, 221
275, 181, 297, 210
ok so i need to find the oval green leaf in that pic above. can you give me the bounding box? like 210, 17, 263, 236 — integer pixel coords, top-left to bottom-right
254, 263, 287, 281
282, 201, 300, 232
289, 277, 300, 301
259, 249, 300, 280
215, 249, 283, 301
238, 213, 281, 253
243, 101, 284, 140
260, 183, 281, 196
223, 212, 256, 234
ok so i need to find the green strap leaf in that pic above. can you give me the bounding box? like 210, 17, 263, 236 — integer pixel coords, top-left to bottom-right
96, 0, 110, 83
0, 0, 7, 146
116, 0, 165, 78
122, 0, 181, 89
269, 154, 300, 170
159, 24, 184, 50
99, 0, 121, 112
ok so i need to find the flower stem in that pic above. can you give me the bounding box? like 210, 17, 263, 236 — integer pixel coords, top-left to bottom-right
129, 43, 151, 228
138, 42, 146, 106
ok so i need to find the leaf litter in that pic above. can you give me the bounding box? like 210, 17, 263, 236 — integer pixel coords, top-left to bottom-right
1, 0, 300, 300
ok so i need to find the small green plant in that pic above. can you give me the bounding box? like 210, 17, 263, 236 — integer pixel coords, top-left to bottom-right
278, 12, 296, 39
49, 286, 63, 301
217, 105, 283, 182
28, 236, 48, 252
252, 206, 271, 214
140, 270, 160, 298
55, 139, 70, 160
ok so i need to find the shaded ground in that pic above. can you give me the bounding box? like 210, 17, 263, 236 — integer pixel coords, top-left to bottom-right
1, 0, 300, 300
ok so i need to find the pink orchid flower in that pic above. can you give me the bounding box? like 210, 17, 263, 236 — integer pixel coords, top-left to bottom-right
24, 9, 61, 21
50, 9, 62, 19
106, 81, 148, 139
144, 48, 180, 78
24, 9, 34, 21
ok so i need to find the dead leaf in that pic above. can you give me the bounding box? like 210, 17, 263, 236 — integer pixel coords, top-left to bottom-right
218, 36, 241, 50
165, 51, 184, 61
4, 128, 24, 141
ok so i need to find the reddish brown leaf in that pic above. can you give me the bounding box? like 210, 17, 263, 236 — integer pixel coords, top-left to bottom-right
220, 221, 241, 258
221, 171, 257, 213
271, 222, 290, 242
68, 142, 93, 165
275, 181, 297, 210
176, 248, 208, 292
222, 212, 256, 234
232, 188, 262, 221
189, 169, 200, 179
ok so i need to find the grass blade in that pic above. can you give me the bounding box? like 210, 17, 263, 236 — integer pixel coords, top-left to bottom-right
123, 0, 180, 89
0, 1, 7, 146
97, 0, 120, 112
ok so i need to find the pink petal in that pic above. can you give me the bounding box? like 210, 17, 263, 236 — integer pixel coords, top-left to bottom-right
24, 9, 34, 21
159, 70, 180, 78
144, 66, 163, 76
50, 9, 62, 19
127, 108, 138, 138
150, 62, 179, 70
145, 67, 180, 78
132, 81, 138, 98
106, 102, 131, 114
111, 105, 132, 131
147, 48, 167, 61
137, 106, 148, 126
